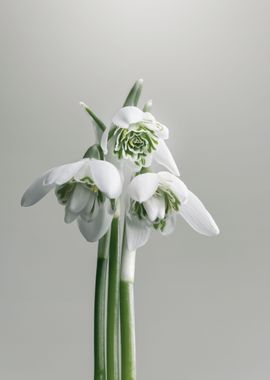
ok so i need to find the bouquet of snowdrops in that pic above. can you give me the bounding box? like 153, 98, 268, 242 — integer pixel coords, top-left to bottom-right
21, 79, 219, 380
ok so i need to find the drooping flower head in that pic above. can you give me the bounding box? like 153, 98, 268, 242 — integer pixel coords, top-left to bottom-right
126, 172, 219, 251
21, 158, 122, 242
101, 106, 179, 176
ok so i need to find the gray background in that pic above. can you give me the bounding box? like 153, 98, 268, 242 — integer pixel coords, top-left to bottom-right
1, 0, 270, 379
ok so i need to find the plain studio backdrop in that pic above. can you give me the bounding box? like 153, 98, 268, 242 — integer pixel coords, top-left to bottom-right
1, 0, 269, 379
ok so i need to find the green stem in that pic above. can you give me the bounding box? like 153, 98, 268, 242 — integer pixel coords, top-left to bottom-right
94, 232, 110, 380
120, 244, 136, 380
107, 216, 121, 380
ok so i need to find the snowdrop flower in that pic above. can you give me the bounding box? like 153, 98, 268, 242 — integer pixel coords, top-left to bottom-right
21, 158, 122, 242
101, 106, 179, 176
126, 171, 219, 251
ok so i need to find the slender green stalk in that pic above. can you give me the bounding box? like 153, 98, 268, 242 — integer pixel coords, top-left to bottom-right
94, 232, 110, 380
107, 216, 121, 380
80, 102, 107, 132
120, 242, 136, 380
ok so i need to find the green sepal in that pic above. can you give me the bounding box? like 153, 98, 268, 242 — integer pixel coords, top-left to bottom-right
80, 102, 107, 132
123, 79, 144, 107
83, 144, 104, 160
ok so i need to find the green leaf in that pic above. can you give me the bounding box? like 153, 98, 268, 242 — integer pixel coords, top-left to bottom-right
83, 144, 104, 160
80, 102, 107, 132
133, 80, 143, 106
123, 79, 144, 107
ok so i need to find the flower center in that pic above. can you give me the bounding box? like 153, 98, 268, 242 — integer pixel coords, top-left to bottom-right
55, 176, 103, 205
155, 186, 180, 214
113, 124, 158, 166
130, 186, 180, 232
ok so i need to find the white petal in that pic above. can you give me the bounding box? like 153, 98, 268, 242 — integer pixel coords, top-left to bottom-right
143, 196, 165, 222
156, 124, 169, 140
157, 198, 166, 219
143, 113, 169, 139
68, 184, 90, 214
77, 199, 113, 242
158, 171, 188, 203
126, 215, 151, 251
64, 207, 79, 224
44, 159, 87, 186
143, 112, 156, 122
180, 190, 220, 236
128, 173, 159, 202
161, 214, 177, 235
21, 169, 55, 207
74, 160, 92, 180
143, 198, 158, 222
101, 126, 110, 154
89, 159, 122, 199
112, 106, 144, 129
80, 193, 96, 222
153, 140, 180, 176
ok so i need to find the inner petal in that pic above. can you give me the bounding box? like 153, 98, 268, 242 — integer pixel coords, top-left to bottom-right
68, 183, 91, 214
143, 197, 160, 222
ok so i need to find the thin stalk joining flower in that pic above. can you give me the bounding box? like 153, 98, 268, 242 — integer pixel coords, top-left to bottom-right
120, 236, 136, 380
94, 231, 110, 380
107, 216, 121, 380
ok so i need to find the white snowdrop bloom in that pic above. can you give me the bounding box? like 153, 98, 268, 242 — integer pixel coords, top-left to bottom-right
21, 158, 122, 242
126, 171, 219, 251
101, 106, 179, 176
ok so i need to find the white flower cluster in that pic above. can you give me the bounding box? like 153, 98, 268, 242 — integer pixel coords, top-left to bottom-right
21, 81, 219, 249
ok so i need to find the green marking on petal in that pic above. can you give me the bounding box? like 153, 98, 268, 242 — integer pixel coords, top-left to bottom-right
155, 186, 180, 214
55, 176, 105, 206
130, 201, 148, 220
113, 124, 158, 166
55, 181, 76, 205
153, 218, 167, 232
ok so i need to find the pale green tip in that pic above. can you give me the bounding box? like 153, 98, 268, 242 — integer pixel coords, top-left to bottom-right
79, 101, 87, 108
143, 99, 153, 112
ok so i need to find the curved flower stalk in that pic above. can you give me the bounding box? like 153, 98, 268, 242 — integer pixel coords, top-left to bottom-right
80, 102, 107, 143
101, 106, 180, 176
21, 158, 122, 242
126, 171, 220, 251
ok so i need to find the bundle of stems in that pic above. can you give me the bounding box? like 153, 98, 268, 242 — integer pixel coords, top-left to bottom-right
93, 81, 143, 380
